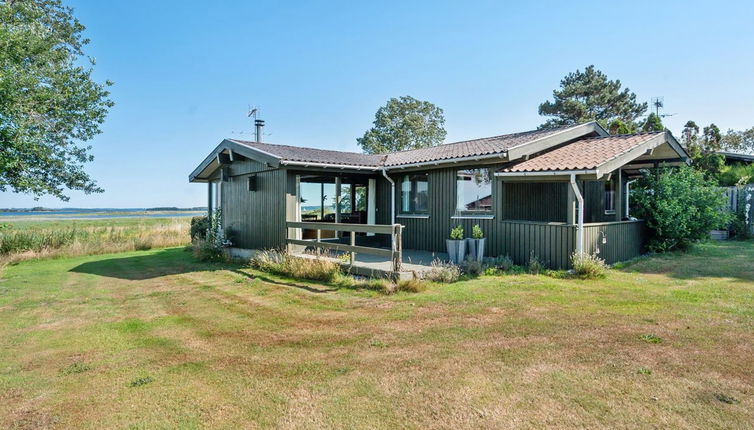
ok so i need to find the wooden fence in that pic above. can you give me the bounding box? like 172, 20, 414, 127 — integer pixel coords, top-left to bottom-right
723, 185, 754, 235
286, 221, 403, 272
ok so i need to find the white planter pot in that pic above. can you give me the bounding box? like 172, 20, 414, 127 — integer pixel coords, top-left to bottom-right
466, 238, 486, 262
446, 239, 466, 264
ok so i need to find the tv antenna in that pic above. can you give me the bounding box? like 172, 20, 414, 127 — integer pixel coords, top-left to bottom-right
230, 105, 266, 141
649, 96, 676, 118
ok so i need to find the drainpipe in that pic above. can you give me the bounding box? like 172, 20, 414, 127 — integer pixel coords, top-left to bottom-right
569, 173, 584, 255
381, 168, 395, 225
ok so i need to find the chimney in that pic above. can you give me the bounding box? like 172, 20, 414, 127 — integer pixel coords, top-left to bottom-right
255, 119, 265, 142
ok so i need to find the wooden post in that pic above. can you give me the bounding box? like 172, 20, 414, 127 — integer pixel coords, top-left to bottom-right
334, 176, 341, 238
615, 169, 623, 221
315, 229, 321, 255
349, 231, 356, 265
392, 224, 403, 272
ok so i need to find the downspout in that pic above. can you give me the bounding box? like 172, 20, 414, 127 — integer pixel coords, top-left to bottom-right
381, 168, 395, 225
569, 174, 584, 255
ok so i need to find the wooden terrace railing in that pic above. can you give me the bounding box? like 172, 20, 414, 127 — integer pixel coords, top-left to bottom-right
285, 221, 404, 272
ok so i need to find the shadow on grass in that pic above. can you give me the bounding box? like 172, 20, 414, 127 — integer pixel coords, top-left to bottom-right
69, 247, 229, 280
232, 270, 336, 294
70, 247, 339, 293
620, 240, 754, 282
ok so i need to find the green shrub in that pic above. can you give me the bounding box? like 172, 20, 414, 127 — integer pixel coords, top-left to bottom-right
449, 225, 464, 240
487, 255, 514, 272
632, 166, 731, 252
397, 278, 427, 293
424, 259, 461, 283
471, 224, 484, 239
527, 251, 545, 275
570, 252, 608, 279
461, 259, 483, 276
192, 238, 225, 262
190, 216, 209, 241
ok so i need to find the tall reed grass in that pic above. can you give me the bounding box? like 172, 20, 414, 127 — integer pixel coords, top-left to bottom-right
0, 218, 191, 264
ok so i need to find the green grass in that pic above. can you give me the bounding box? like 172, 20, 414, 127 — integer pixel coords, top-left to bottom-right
0, 217, 190, 263
0, 241, 753, 428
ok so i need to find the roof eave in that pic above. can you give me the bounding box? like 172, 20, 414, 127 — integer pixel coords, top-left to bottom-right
189, 139, 283, 182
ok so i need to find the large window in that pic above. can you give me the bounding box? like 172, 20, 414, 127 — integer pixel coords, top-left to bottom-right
456, 168, 492, 213
604, 179, 616, 214
400, 174, 428, 213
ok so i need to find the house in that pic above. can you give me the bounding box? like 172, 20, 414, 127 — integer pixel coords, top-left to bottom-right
189, 121, 689, 272
718, 151, 754, 166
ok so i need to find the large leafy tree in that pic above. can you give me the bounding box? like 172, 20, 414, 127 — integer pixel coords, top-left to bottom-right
1, 0, 113, 201
632, 166, 730, 252
538, 65, 647, 130
357, 96, 446, 154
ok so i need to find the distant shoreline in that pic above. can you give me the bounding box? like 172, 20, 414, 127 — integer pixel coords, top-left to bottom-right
0, 209, 207, 221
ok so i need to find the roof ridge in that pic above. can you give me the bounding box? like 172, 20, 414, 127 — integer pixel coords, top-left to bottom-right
231, 139, 378, 158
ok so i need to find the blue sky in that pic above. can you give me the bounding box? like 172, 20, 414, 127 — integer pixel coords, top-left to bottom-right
4, 0, 754, 208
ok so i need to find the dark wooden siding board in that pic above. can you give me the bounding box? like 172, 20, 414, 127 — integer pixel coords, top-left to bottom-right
220, 159, 287, 250
501, 182, 567, 222
582, 221, 646, 264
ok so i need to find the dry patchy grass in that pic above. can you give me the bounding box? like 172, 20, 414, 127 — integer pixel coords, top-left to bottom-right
0, 241, 753, 428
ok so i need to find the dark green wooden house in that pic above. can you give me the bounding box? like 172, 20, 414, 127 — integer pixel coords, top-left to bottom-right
189, 121, 689, 270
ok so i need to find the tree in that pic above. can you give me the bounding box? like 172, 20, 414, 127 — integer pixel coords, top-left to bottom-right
631, 166, 730, 252
0, 0, 113, 201
641, 112, 664, 132
357, 96, 446, 154
721, 126, 754, 154
538, 65, 647, 129
681, 121, 725, 180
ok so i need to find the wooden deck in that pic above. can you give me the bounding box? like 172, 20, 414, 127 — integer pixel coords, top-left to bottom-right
291, 248, 446, 280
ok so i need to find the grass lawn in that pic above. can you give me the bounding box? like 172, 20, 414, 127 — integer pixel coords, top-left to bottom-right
1, 241, 753, 429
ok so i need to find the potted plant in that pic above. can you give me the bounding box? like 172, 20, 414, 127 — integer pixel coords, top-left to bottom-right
446, 225, 466, 264
467, 224, 486, 262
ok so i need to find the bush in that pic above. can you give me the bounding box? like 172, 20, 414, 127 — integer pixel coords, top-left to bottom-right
424, 258, 461, 283
461, 258, 483, 276
192, 238, 225, 262
527, 251, 545, 275
632, 166, 731, 252
190, 216, 209, 241
396, 278, 427, 293
487, 255, 514, 272
251, 250, 341, 282
570, 252, 607, 279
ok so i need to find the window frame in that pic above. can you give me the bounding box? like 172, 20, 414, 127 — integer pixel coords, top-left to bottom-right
455, 167, 494, 215
604, 179, 616, 215
399, 173, 429, 214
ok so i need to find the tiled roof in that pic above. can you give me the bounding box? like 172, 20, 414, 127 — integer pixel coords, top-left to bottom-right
381, 124, 576, 166
230, 140, 384, 167
228, 124, 580, 169
500, 133, 664, 173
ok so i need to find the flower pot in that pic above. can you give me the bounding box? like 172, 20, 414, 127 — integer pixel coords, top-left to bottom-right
446, 239, 466, 264
466, 238, 486, 262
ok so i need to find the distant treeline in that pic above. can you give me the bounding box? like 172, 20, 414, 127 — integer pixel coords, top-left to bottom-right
1, 207, 207, 212
144, 207, 207, 211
